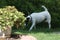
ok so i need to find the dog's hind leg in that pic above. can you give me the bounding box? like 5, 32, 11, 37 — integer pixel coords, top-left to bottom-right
46, 15, 51, 29
46, 19, 51, 29
48, 19, 51, 29
48, 21, 51, 29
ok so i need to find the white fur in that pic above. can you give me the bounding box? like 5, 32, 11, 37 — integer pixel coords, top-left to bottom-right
27, 5, 51, 31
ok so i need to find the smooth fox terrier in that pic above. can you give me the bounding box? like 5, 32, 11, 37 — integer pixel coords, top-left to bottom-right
25, 5, 51, 31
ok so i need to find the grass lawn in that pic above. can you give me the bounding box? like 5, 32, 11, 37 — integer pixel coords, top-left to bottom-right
12, 27, 60, 40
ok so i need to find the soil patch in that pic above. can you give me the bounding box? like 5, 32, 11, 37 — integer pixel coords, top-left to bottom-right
0, 34, 37, 40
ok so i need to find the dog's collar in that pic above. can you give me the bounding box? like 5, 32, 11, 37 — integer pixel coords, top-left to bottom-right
29, 15, 32, 21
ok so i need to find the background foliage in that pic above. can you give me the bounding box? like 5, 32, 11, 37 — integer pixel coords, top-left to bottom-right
0, 0, 60, 28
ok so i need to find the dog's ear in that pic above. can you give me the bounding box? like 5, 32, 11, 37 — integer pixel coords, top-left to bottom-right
26, 17, 30, 22
24, 17, 30, 26
25, 17, 30, 23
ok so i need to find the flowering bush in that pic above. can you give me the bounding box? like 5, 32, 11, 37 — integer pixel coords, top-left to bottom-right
0, 6, 25, 31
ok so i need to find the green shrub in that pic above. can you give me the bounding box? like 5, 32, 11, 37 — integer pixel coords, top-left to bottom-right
0, 6, 25, 30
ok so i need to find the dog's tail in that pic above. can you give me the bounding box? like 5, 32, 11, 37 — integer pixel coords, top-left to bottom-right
42, 5, 48, 11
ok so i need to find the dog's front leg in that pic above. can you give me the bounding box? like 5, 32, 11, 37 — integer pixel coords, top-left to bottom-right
29, 19, 36, 31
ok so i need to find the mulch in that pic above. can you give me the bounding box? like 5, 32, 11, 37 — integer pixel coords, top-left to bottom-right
0, 34, 37, 40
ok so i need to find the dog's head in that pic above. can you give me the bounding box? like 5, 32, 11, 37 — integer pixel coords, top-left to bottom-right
24, 16, 32, 26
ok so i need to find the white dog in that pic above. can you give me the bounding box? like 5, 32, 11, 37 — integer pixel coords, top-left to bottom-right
26, 5, 51, 31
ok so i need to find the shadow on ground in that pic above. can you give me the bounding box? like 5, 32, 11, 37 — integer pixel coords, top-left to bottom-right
12, 27, 60, 35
